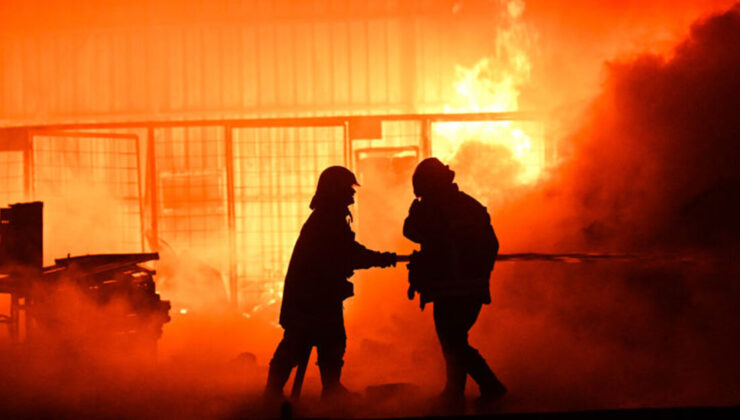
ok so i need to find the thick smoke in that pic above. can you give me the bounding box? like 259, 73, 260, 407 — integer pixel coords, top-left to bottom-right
347, 6, 740, 411
469, 3, 740, 411
499, 3, 740, 253
565, 5, 739, 252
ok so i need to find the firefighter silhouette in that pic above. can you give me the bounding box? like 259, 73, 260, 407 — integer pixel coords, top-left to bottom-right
404, 158, 506, 411
264, 166, 397, 401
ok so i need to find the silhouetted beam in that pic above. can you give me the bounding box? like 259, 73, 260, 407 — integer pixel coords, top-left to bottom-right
51, 252, 159, 267
42, 253, 160, 281
16, 111, 541, 131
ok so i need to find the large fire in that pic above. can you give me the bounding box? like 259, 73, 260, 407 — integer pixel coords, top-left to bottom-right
432, 0, 544, 186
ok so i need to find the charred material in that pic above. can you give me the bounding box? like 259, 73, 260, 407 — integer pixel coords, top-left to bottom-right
35, 252, 171, 353
0, 202, 44, 342
1, 202, 170, 355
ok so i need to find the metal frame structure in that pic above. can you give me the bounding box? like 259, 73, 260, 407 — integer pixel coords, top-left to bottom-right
1, 3, 506, 124
29, 130, 145, 251
1, 111, 542, 309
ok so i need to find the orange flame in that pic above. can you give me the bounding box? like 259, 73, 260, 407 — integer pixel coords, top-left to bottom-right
433, 0, 544, 185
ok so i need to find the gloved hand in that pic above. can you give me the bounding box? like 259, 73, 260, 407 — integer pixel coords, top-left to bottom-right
377, 252, 397, 268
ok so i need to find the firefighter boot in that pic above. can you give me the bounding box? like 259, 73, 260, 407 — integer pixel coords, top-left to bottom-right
470, 363, 507, 412
264, 360, 292, 402
433, 350, 467, 414
319, 363, 360, 403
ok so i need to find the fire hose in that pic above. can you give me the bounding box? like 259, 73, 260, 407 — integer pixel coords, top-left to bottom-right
397, 252, 700, 263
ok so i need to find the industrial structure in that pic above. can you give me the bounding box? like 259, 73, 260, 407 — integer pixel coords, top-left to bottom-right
0, 1, 551, 311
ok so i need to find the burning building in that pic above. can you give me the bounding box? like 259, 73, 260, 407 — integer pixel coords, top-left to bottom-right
0, 0, 549, 316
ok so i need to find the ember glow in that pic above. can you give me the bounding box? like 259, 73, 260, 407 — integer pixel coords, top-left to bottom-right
1, 1, 739, 418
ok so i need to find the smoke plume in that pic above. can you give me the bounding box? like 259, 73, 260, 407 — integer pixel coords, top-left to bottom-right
469, 3, 740, 411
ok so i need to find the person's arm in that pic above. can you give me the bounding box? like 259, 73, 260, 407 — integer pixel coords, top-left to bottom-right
349, 242, 396, 270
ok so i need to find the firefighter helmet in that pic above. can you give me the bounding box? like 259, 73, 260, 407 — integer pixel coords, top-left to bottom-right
412, 158, 455, 198
310, 166, 359, 209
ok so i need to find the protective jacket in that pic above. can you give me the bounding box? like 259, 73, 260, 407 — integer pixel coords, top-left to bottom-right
403, 184, 498, 307
279, 205, 389, 331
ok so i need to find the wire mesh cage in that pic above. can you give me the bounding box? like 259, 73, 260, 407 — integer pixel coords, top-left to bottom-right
32, 133, 143, 261
0, 151, 24, 206
233, 125, 345, 312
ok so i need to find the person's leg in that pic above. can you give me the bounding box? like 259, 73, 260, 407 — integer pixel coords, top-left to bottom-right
454, 301, 507, 398
315, 313, 351, 399
265, 328, 312, 398
316, 340, 346, 397
433, 300, 468, 401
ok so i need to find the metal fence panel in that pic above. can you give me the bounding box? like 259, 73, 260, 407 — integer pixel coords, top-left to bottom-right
0, 112, 543, 310
0, 151, 25, 206
31, 133, 142, 263
233, 125, 345, 312
154, 126, 228, 253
